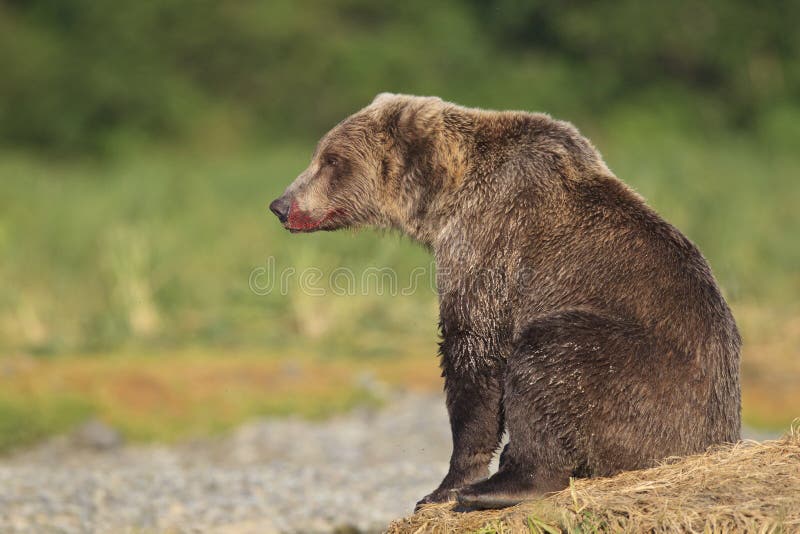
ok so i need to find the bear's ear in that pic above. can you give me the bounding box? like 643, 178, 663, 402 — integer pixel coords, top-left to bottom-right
396, 96, 443, 139
372, 92, 397, 105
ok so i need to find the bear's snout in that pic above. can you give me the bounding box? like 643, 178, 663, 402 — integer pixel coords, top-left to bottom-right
269, 196, 290, 223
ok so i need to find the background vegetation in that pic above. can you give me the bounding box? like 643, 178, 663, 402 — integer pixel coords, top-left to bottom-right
0, 0, 798, 449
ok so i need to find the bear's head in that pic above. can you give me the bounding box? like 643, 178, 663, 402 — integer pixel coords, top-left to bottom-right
269, 93, 460, 239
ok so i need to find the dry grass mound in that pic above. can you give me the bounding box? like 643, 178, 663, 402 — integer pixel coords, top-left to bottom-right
388, 423, 800, 533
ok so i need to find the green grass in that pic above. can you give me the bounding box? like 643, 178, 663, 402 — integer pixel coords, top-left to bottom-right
0, 396, 93, 452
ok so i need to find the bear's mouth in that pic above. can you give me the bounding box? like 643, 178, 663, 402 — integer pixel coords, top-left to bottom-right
284, 202, 347, 233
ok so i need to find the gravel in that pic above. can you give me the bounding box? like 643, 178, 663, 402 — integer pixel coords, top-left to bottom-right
0, 392, 776, 533
0, 393, 454, 534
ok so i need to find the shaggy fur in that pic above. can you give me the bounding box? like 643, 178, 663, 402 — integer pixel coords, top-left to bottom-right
269, 93, 741, 509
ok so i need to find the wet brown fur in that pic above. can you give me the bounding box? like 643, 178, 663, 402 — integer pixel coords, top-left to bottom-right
271, 94, 741, 509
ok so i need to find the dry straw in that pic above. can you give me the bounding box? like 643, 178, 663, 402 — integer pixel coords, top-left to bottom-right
388, 422, 800, 533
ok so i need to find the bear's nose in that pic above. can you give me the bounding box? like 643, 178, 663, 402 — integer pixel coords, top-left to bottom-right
269, 197, 290, 223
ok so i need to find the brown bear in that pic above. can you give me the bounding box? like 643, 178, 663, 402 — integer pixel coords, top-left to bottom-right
269, 93, 741, 509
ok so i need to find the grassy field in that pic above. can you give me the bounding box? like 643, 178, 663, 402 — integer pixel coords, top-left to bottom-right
0, 112, 798, 451
0, 348, 444, 451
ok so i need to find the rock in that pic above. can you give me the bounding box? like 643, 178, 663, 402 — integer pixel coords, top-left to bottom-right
72, 419, 123, 450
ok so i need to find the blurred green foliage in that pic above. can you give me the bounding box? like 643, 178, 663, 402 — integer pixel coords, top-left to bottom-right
1, 0, 798, 153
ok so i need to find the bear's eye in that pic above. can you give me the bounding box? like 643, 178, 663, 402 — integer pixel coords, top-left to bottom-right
325, 155, 339, 167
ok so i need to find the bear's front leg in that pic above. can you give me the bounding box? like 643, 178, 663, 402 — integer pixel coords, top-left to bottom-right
415, 337, 505, 510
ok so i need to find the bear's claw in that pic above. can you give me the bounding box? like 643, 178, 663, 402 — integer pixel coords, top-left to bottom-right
414, 488, 458, 511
